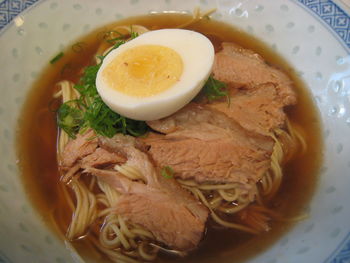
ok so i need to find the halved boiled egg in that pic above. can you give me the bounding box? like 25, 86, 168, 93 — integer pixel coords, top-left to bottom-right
96, 29, 214, 121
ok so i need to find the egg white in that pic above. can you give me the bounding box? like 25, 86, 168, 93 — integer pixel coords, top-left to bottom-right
96, 29, 214, 121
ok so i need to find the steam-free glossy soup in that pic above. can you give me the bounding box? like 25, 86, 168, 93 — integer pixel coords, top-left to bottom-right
17, 14, 322, 263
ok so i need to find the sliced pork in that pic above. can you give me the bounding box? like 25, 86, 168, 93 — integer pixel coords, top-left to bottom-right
81, 147, 126, 169
60, 130, 125, 182
99, 135, 209, 225
208, 83, 287, 135
212, 42, 297, 135
60, 129, 98, 169
213, 42, 296, 105
145, 103, 273, 184
86, 166, 207, 250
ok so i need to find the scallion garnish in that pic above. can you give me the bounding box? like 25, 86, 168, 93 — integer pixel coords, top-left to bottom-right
56, 31, 149, 139
57, 101, 84, 138
161, 166, 174, 179
50, 52, 64, 64
203, 76, 229, 103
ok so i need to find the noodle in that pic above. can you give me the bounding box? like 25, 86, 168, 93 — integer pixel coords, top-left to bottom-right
66, 176, 97, 240
114, 164, 145, 182
176, 7, 217, 28
90, 236, 141, 263
185, 186, 259, 234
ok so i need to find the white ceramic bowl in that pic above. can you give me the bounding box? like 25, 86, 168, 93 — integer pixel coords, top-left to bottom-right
0, 0, 349, 262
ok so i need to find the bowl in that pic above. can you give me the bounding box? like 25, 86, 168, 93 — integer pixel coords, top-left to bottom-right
0, 0, 349, 262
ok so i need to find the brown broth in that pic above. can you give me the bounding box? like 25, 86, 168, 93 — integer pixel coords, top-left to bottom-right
16, 13, 323, 263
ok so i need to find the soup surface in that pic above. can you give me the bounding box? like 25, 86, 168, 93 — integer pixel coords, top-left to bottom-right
17, 13, 322, 263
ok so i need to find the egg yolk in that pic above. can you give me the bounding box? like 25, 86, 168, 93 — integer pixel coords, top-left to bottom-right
102, 45, 183, 97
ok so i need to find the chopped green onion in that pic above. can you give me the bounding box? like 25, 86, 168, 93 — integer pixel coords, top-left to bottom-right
130, 26, 139, 39
50, 52, 64, 64
56, 29, 149, 139
130, 30, 139, 39
203, 76, 229, 103
57, 102, 84, 138
161, 166, 174, 179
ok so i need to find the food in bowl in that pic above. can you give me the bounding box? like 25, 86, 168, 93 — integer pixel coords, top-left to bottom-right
18, 10, 322, 263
